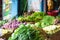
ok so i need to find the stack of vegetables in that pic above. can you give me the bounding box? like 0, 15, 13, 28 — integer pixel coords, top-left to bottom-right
0, 19, 28, 38
18, 12, 45, 22
2, 19, 20, 30
17, 12, 60, 35
35, 15, 55, 28
8, 24, 46, 40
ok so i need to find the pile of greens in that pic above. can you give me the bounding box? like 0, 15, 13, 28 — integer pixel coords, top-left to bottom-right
18, 12, 55, 28
35, 16, 55, 28
18, 12, 45, 22
8, 24, 45, 40
40, 16, 55, 28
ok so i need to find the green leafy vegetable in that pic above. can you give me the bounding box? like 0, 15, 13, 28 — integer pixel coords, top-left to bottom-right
8, 24, 45, 40
41, 16, 55, 28
18, 12, 45, 22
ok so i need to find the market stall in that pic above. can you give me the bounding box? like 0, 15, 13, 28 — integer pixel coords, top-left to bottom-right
0, 0, 60, 40
0, 12, 60, 40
